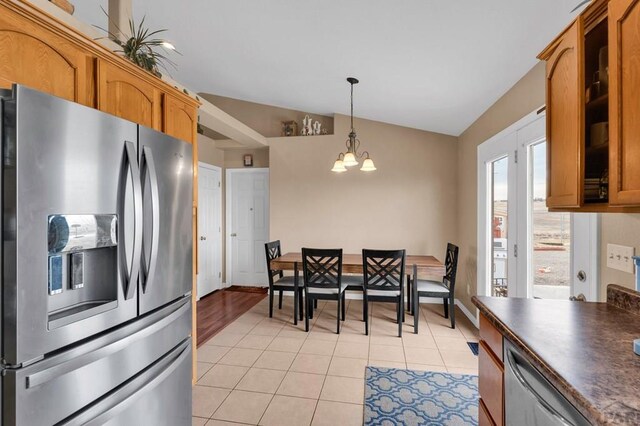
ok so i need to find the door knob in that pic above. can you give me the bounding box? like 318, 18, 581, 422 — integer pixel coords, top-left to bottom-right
230, 233, 237, 237
200, 236, 207, 241
577, 270, 587, 282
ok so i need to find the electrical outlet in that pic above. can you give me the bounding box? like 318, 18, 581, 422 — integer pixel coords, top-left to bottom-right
607, 244, 636, 273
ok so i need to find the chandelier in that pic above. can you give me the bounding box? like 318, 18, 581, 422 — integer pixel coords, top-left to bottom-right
331, 77, 376, 173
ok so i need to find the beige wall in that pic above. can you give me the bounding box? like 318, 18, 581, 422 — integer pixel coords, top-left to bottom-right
599, 214, 640, 299
200, 93, 334, 138
455, 63, 546, 312
270, 114, 458, 266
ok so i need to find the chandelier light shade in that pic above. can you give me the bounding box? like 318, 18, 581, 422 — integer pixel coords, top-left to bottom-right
331, 77, 376, 173
331, 156, 347, 172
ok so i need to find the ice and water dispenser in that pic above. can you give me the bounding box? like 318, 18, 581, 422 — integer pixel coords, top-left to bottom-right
47, 214, 119, 329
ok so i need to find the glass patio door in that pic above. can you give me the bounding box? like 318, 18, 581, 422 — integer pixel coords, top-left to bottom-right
479, 112, 599, 301
479, 132, 519, 298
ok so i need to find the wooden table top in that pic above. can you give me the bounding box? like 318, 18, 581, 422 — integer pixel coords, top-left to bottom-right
270, 252, 445, 275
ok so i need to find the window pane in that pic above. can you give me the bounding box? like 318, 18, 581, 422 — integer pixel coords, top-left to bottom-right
531, 142, 571, 299
491, 157, 508, 297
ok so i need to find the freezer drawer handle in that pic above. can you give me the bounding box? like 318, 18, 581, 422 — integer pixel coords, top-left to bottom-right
25, 297, 190, 389
505, 347, 572, 425
121, 141, 143, 300
141, 145, 160, 294
61, 339, 191, 426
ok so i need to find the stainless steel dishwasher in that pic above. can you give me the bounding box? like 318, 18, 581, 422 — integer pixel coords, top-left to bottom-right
504, 340, 590, 426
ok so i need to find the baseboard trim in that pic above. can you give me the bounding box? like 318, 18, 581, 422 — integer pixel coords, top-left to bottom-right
455, 300, 479, 328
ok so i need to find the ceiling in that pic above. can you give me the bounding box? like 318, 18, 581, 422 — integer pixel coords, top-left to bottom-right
74, 0, 582, 136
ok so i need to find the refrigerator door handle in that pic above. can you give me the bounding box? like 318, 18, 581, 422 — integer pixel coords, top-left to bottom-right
141, 145, 160, 293
122, 140, 143, 300
60, 339, 191, 426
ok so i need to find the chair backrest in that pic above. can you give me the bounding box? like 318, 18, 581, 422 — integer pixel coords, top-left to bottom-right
265, 240, 284, 284
302, 248, 342, 290
362, 249, 406, 291
443, 243, 459, 291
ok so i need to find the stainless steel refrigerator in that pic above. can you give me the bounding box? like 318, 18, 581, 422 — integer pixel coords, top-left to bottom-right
1, 85, 194, 425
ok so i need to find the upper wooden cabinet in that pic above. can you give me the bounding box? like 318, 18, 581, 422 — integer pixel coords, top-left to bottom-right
539, 0, 640, 212
540, 21, 583, 209
0, 0, 199, 144
609, 0, 640, 206
0, 2, 94, 106
98, 60, 162, 130
164, 95, 197, 144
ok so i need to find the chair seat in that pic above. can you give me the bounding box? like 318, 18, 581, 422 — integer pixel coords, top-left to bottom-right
367, 289, 401, 297
416, 279, 450, 294
308, 283, 348, 294
272, 276, 302, 287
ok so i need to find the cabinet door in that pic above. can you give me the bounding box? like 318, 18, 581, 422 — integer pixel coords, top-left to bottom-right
609, 0, 640, 206
0, 4, 93, 106
98, 60, 161, 130
544, 21, 583, 209
164, 95, 197, 144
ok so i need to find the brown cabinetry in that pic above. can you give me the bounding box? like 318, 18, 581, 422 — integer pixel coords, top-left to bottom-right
98, 60, 162, 130
539, 0, 640, 212
540, 21, 583, 209
164, 94, 197, 143
0, 2, 94, 106
609, 0, 640, 206
478, 315, 504, 426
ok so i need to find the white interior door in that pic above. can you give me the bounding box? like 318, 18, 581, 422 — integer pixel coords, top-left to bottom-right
197, 164, 222, 299
227, 168, 269, 286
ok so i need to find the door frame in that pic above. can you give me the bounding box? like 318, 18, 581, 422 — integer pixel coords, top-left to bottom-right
477, 126, 519, 298
225, 168, 270, 286
477, 107, 599, 300
197, 162, 222, 300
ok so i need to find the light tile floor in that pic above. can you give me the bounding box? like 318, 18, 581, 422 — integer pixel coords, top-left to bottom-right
193, 296, 479, 426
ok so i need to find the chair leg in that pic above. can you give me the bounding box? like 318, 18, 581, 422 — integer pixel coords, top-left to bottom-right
269, 288, 274, 318
309, 296, 314, 320
397, 298, 402, 338
336, 296, 341, 334
304, 290, 310, 332
362, 294, 366, 322
293, 288, 298, 326
406, 274, 411, 312
298, 289, 304, 321
341, 292, 346, 321
279, 291, 283, 309
314, 299, 318, 309
449, 297, 456, 329
443, 297, 449, 318
364, 296, 369, 335
413, 293, 419, 334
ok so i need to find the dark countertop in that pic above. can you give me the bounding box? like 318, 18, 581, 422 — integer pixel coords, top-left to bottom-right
473, 292, 640, 425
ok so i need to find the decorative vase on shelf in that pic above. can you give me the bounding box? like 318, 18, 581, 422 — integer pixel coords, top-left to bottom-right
302, 115, 312, 136
313, 121, 321, 135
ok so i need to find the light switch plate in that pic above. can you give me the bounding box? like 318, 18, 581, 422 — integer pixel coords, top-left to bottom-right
607, 244, 636, 273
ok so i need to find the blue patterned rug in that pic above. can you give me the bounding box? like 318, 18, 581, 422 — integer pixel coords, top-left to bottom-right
365, 367, 478, 425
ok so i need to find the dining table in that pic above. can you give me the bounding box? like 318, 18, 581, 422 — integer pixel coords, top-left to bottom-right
270, 252, 446, 321
269, 252, 445, 276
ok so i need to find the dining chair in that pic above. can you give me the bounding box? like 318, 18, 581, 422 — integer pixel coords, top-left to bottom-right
302, 248, 347, 333
362, 249, 406, 337
412, 243, 459, 332
264, 241, 304, 325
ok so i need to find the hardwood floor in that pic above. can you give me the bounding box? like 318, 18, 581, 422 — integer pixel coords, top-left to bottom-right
196, 288, 267, 347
